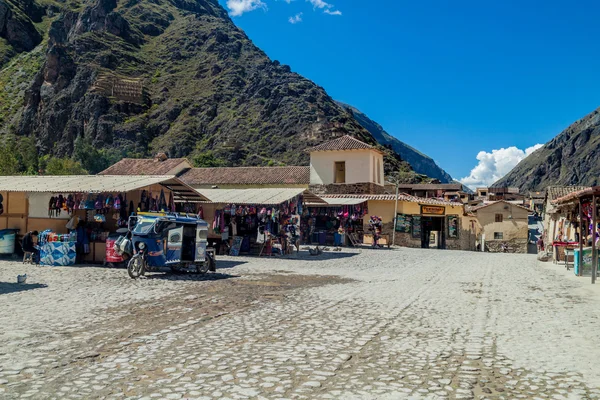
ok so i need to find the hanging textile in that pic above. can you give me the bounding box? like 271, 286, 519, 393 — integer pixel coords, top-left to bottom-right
168, 191, 175, 212
158, 189, 167, 212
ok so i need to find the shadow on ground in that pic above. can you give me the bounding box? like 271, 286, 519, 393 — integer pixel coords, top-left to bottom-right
215, 260, 248, 269
0, 282, 48, 295
293, 251, 360, 262
142, 272, 240, 282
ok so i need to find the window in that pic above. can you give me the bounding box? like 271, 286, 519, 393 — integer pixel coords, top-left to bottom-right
481, 191, 487, 197
494, 232, 504, 240
334, 161, 346, 183
495, 214, 503, 223
377, 158, 382, 184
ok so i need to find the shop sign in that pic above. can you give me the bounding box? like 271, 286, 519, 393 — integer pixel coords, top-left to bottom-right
421, 205, 445, 215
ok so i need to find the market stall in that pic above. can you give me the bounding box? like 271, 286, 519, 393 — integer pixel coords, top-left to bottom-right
552, 187, 600, 282
303, 198, 368, 246
197, 188, 325, 256
0, 175, 207, 265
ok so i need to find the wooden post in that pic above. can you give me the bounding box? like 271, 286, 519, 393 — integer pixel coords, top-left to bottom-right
592, 195, 597, 284
579, 199, 584, 276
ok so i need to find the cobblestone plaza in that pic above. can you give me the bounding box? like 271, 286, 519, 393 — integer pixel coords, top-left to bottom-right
1, 249, 599, 399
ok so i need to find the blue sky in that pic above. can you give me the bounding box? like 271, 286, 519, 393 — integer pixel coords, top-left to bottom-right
219, 0, 600, 186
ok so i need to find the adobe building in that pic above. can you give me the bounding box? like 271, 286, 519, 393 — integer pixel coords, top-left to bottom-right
307, 136, 386, 195
471, 200, 529, 253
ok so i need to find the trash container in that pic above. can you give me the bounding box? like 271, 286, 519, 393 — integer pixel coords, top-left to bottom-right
0, 229, 18, 254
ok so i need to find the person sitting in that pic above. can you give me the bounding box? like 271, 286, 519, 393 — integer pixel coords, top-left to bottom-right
22, 230, 39, 262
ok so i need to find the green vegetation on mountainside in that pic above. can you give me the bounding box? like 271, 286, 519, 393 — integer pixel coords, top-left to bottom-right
0, 0, 426, 180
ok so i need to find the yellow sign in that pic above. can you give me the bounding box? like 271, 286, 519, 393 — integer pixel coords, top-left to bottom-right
421, 205, 445, 215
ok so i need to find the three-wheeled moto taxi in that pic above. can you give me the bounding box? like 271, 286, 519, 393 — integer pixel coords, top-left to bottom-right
127, 213, 216, 279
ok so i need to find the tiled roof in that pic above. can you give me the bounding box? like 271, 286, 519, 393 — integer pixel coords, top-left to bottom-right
470, 200, 530, 212
320, 193, 463, 206
306, 135, 377, 153
528, 191, 546, 199
180, 166, 310, 186
99, 158, 191, 175
547, 186, 590, 202
396, 183, 465, 191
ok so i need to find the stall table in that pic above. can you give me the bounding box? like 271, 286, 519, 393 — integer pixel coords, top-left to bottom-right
552, 241, 578, 269
40, 241, 76, 266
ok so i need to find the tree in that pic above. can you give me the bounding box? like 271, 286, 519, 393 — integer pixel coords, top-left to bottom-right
0, 143, 19, 175
193, 151, 225, 168
15, 136, 39, 174
73, 137, 120, 174
40, 156, 88, 175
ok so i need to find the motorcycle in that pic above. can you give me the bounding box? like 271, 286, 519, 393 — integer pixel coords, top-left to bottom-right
125, 213, 216, 279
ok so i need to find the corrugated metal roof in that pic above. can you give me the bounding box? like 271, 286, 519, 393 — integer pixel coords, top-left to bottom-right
181, 166, 310, 186
197, 188, 308, 205
0, 175, 208, 202
322, 198, 369, 206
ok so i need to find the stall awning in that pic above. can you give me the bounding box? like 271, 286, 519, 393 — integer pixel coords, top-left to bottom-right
312, 197, 369, 206
197, 188, 325, 206
0, 175, 208, 203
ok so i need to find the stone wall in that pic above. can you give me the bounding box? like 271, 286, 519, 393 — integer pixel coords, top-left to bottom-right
391, 227, 475, 251
394, 232, 422, 248
450, 228, 477, 251
486, 239, 528, 253
309, 182, 385, 195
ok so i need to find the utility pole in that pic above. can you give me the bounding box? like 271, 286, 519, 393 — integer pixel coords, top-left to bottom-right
392, 180, 399, 247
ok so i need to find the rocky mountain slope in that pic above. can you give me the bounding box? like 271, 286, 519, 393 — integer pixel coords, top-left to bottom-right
337, 102, 453, 183
493, 107, 600, 191
0, 0, 427, 179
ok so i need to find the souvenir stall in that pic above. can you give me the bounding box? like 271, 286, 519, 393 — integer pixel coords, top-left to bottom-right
0, 175, 206, 265
552, 187, 600, 282
196, 188, 325, 256
302, 201, 368, 247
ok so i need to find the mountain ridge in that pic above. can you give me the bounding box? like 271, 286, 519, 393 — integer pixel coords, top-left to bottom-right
337, 101, 453, 183
492, 106, 600, 191
0, 0, 431, 181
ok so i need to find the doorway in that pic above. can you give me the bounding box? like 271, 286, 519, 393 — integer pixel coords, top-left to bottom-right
421, 216, 446, 249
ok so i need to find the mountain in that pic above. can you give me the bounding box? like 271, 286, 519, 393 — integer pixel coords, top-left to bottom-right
337, 102, 453, 183
493, 107, 600, 191
0, 0, 430, 181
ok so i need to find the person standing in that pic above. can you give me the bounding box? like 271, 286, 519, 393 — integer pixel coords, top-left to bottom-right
75, 221, 90, 264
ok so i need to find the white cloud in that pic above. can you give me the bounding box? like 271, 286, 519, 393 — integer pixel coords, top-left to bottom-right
226, 0, 267, 16
288, 12, 303, 23
226, 0, 340, 17
307, 0, 330, 8
306, 0, 341, 15
460, 144, 544, 189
